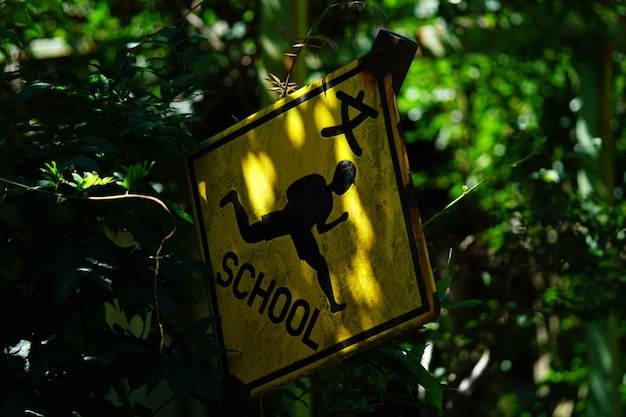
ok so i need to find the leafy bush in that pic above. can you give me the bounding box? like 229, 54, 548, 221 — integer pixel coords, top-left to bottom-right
0, 11, 224, 416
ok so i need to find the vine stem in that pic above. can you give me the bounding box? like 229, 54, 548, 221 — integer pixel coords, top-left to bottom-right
279, 2, 333, 97
0, 176, 176, 352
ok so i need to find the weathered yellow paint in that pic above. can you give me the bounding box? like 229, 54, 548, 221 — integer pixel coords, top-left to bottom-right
285, 110, 306, 149
197, 181, 207, 202
186, 34, 438, 399
242, 151, 277, 217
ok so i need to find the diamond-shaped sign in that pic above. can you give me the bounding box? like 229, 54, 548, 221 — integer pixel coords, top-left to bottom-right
186, 30, 439, 398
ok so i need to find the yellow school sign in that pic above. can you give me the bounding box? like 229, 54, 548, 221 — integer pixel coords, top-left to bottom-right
186, 30, 439, 398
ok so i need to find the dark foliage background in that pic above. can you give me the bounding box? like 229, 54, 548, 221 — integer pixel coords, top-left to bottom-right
1, 1, 626, 417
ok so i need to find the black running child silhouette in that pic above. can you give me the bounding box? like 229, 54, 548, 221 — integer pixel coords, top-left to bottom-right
220, 160, 356, 313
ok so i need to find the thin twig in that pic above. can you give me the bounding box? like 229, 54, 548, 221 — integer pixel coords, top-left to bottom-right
422, 145, 541, 228
279, 2, 335, 97
89, 194, 176, 353
278, 1, 386, 98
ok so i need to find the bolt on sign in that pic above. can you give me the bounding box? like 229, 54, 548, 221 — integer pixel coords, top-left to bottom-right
186, 30, 439, 398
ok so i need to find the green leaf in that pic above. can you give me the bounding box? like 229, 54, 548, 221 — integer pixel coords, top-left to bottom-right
77, 136, 115, 154
132, 402, 153, 417
293, 378, 308, 392
168, 364, 193, 400
40, 161, 63, 188
436, 276, 452, 297
414, 362, 444, 410
277, 387, 301, 403
169, 317, 218, 350
89, 73, 109, 92
92, 337, 150, 367
2, 82, 53, 108
188, 345, 226, 362
369, 366, 389, 392
120, 117, 159, 136
159, 255, 211, 283
191, 370, 221, 402
117, 161, 154, 190
69, 155, 101, 173
71, 172, 83, 185
160, 82, 172, 100
165, 198, 194, 224
75, 172, 115, 191
166, 363, 221, 402
114, 53, 137, 80
159, 26, 180, 42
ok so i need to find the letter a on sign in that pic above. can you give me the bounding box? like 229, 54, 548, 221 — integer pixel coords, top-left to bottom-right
186, 30, 439, 399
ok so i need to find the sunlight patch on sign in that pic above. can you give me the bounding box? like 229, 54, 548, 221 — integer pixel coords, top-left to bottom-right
354, 256, 381, 309
343, 191, 383, 310
285, 110, 305, 149
297, 256, 317, 285
336, 321, 353, 342
344, 191, 374, 246
313, 99, 337, 136
197, 181, 208, 203
243, 151, 277, 217
333, 141, 358, 166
